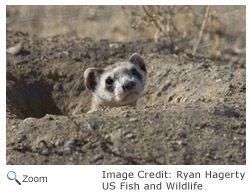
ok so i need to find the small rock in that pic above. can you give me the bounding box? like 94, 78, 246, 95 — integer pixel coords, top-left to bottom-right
23, 117, 36, 123
129, 118, 138, 122
6, 155, 11, 164
92, 154, 104, 162
85, 123, 94, 131
109, 43, 119, 49
62, 51, 70, 56
34, 139, 47, 150
200, 97, 205, 102
17, 134, 27, 143
63, 141, 75, 155
156, 71, 162, 78
125, 133, 135, 139
7, 43, 23, 55
215, 79, 222, 83
45, 114, 54, 120
87, 110, 97, 114
41, 148, 49, 155
175, 97, 181, 103
123, 113, 130, 118
160, 81, 171, 92
182, 97, 188, 102
55, 139, 60, 146
197, 63, 209, 69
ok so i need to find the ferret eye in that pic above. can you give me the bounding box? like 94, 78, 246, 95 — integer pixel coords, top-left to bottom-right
131, 68, 139, 76
105, 78, 114, 86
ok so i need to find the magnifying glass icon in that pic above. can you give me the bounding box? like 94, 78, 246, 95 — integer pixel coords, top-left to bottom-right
7, 171, 21, 185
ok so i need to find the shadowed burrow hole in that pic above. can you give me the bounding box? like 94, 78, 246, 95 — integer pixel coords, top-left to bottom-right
7, 73, 63, 119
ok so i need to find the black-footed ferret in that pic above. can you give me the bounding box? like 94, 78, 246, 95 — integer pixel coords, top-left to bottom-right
84, 53, 147, 111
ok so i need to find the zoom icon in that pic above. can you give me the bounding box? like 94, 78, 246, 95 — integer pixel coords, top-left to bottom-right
7, 171, 21, 185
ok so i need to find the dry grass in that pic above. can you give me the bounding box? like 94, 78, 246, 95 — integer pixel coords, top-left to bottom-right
7, 5, 246, 58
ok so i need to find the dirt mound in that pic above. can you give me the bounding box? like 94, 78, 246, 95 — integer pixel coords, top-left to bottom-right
6, 30, 245, 164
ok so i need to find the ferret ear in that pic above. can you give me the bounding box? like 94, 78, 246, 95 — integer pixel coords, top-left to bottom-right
84, 68, 104, 92
129, 53, 147, 74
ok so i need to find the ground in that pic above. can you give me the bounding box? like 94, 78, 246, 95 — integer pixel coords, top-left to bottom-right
6, 30, 245, 165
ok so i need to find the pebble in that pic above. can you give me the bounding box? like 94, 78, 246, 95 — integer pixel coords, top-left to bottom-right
175, 97, 181, 103
85, 123, 94, 131
123, 113, 130, 118
55, 139, 60, 146
156, 71, 162, 78
182, 97, 188, 102
160, 80, 171, 92
125, 133, 135, 139
200, 97, 205, 102
23, 117, 36, 123
17, 134, 27, 143
92, 154, 104, 162
87, 110, 97, 114
62, 51, 70, 56
128, 118, 138, 122
45, 114, 54, 120
63, 141, 75, 155
7, 43, 23, 55
109, 43, 119, 49
6, 156, 11, 164
35, 140, 47, 149
41, 148, 49, 155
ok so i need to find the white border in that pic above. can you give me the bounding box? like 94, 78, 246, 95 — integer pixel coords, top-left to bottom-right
1, 1, 248, 195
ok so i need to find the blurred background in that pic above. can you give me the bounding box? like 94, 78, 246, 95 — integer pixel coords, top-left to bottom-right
7, 5, 245, 58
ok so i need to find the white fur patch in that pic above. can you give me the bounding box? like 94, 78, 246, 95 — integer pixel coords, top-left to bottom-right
94, 62, 146, 107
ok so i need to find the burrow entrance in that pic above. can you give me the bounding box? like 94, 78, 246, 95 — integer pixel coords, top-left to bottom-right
7, 73, 63, 119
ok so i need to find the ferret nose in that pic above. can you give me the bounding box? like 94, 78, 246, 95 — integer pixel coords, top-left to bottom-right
122, 81, 136, 92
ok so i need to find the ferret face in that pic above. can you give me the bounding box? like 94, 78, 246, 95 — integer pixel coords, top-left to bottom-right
98, 62, 146, 105
84, 53, 147, 107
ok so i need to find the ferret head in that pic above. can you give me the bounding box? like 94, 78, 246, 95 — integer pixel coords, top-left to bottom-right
84, 53, 147, 107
